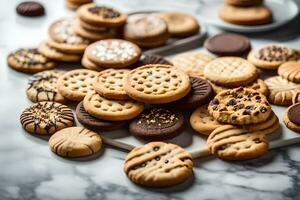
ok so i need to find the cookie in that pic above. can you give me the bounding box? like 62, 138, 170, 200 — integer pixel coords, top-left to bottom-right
164, 77, 213, 110
207, 125, 269, 160
160, 12, 199, 37
85, 39, 141, 68
124, 14, 170, 48
284, 103, 300, 133
83, 91, 144, 121
204, 33, 251, 56
26, 70, 65, 103
219, 4, 272, 25
265, 76, 300, 106
77, 3, 127, 27
248, 44, 300, 70
171, 52, 214, 78
124, 64, 191, 104
93, 69, 130, 100
57, 69, 98, 101
81, 53, 104, 71
20, 102, 74, 135
65, 0, 92, 10
133, 54, 172, 68
75, 17, 108, 32
204, 57, 257, 87
129, 108, 185, 141
208, 87, 272, 125
124, 142, 193, 187
7, 48, 57, 73
225, 0, 263, 7
49, 127, 102, 158
278, 61, 300, 83
76, 101, 127, 131
16, 1, 45, 17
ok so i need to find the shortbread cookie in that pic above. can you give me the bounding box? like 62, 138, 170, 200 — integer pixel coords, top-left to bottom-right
93, 69, 130, 100
124, 142, 193, 187
284, 103, 300, 133
16, 1, 45, 17
209, 87, 271, 125
129, 108, 185, 141
219, 4, 272, 25
124, 64, 191, 104
248, 44, 300, 70
26, 70, 65, 103
204, 57, 257, 87
81, 53, 104, 71
7, 48, 57, 73
49, 127, 102, 158
265, 76, 300, 106
133, 54, 172, 68
207, 125, 269, 160
57, 69, 97, 101
20, 102, 74, 135
278, 61, 300, 83
160, 12, 199, 37
83, 91, 144, 121
171, 52, 214, 78
225, 0, 263, 7
85, 39, 141, 68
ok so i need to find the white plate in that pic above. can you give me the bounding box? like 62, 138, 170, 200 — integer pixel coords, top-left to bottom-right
197, 0, 299, 33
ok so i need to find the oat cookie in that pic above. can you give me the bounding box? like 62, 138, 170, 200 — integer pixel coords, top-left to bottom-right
124, 142, 193, 187
225, 0, 263, 7
20, 102, 74, 135
278, 61, 300, 83
204, 57, 257, 87
83, 91, 144, 121
208, 88, 271, 125
57, 69, 97, 101
124, 64, 191, 104
49, 127, 102, 157
284, 103, 300, 133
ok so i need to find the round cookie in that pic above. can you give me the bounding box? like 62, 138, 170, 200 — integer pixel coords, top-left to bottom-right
93, 69, 130, 100
83, 92, 144, 121
265, 76, 300, 106
124, 142, 193, 187
225, 0, 263, 7
20, 102, 74, 135
123, 64, 191, 104
16, 1, 45, 17
49, 127, 102, 158
278, 61, 300, 83
57, 69, 97, 101
284, 103, 300, 133
204, 57, 257, 87
129, 108, 185, 141
171, 52, 214, 78
160, 12, 199, 37
26, 70, 65, 103
208, 87, 272, 125
133, 54, 172, 68
75, 17, 108, 32
204, 33, 251, 56
248, 44, 300, 70
219, 4, 272, 26
85, 39, 141, 68
81, 53, 104, 71
7, 48, 57, 73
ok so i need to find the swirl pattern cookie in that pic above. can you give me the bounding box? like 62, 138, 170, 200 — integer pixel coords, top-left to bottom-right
278, 61, 300, 83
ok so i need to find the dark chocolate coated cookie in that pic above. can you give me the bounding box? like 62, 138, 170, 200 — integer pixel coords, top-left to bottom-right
132, 54, 172, 68
16, 1, 45, 17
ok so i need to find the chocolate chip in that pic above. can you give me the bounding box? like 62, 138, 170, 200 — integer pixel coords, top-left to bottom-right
237, 94, 243, 99
242, 110, 251, 115
141, 163, 146, 167
245, 105, 254, 110
253, 138, 261, 144
253, 111, 260, 116
153, 146, 160, 151
211, 98, 219, 105
155, 156, 160, 161
227, 99, 237, 106
260, 106, 267, 113
164, 160, 169, 164
232, 115, 238, 120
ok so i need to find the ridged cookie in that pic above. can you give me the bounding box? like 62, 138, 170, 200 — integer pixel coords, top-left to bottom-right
278, 61, 300, 83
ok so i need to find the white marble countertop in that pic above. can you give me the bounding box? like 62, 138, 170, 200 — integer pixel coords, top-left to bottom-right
0, 0, 300, 200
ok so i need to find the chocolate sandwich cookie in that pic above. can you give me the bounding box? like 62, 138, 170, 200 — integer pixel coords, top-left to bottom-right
129, 108, 185, 141
284, 103, 300, 133
16, 1, 45, 17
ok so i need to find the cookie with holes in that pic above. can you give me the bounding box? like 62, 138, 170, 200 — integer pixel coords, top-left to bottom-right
124, 64, 191, 104
57, 69, 98, 101
284, 103, 300, 133
7, 48, 57, 73
204, 57, 257, 87
85, 39, 141, 68
83, 91, 144, 121
20, 102, 74, 135
208, 87, 271, 125
49, 127, 102, 157
26, 70, 65, 103
93, 68, 130, 100
124, 142, 193, 187
129, 108, 185, 141
278, 61, 300, 83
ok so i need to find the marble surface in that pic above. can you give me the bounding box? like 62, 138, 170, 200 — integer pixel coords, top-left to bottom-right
0, 0, 300, 200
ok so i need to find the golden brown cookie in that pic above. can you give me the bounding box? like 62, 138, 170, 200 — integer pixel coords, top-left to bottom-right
81, 52, 104, 71
278, 61, 300, 83
284, 103, 300, 133
124, 142, 193, 187
225, 0, 263, 7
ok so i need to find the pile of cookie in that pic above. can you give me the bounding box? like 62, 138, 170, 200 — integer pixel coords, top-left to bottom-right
65, 0, 92, 10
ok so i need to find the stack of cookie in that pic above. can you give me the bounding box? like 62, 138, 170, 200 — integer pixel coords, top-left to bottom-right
65, 0, 92, 10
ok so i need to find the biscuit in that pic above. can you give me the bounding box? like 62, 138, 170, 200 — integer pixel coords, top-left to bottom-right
204, 57, 257, 87
75, 17, 108, 32
16, 1, 45, 17
124, 64, 191, 104
278, 61, 300, 83
49, 127, 102, 158
124, 142, 193, 187
7, 48, 57, 73
208, 87, 271, 125
284, 103, 300, 133
225, 0, 263, 7
26, 70, 65, 103
57, 69, 97, 101
81, 52, 104, 71
20, 102, 74, 135
83, 91, 144, 121
133, 54, 172, 68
